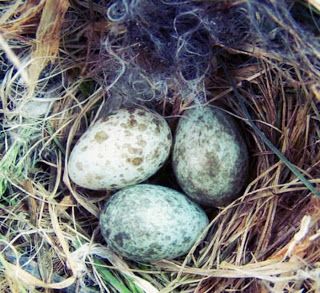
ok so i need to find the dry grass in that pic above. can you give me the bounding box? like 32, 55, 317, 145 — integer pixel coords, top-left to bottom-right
0, 0, 320, 292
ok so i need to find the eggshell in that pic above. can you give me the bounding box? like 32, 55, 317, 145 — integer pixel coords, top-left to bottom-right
68, 108, 172, 190
99, 184, 209, 262
173, 106, 249, 206
19, 99, 52, 119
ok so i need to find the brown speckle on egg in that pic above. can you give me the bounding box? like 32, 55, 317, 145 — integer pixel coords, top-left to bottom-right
94, 131, 108, 143
138, 124, 147, 131
129, 116, 137, 127
137, 137, 147, 147
127, 157, 143, 166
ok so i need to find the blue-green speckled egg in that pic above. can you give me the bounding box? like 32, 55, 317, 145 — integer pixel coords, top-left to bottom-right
173, 106, 249, 207
99, 184, 208, 262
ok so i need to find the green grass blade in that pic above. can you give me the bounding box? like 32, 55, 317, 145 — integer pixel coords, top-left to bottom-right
93, 258, 133, 293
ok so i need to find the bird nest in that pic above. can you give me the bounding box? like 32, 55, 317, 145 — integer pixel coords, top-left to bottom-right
0, 0, 320, 292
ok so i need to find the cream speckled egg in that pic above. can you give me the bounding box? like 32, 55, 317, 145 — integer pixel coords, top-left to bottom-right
173, 106, 249, 206
68, 108, 172, 190
99, 184, 209, 262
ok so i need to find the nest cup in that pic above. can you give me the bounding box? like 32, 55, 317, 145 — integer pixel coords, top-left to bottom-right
0, 0, 320, 292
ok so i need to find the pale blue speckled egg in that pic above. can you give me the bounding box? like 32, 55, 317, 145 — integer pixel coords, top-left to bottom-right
173, 106, 249, 207
99, 184, 208, 262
